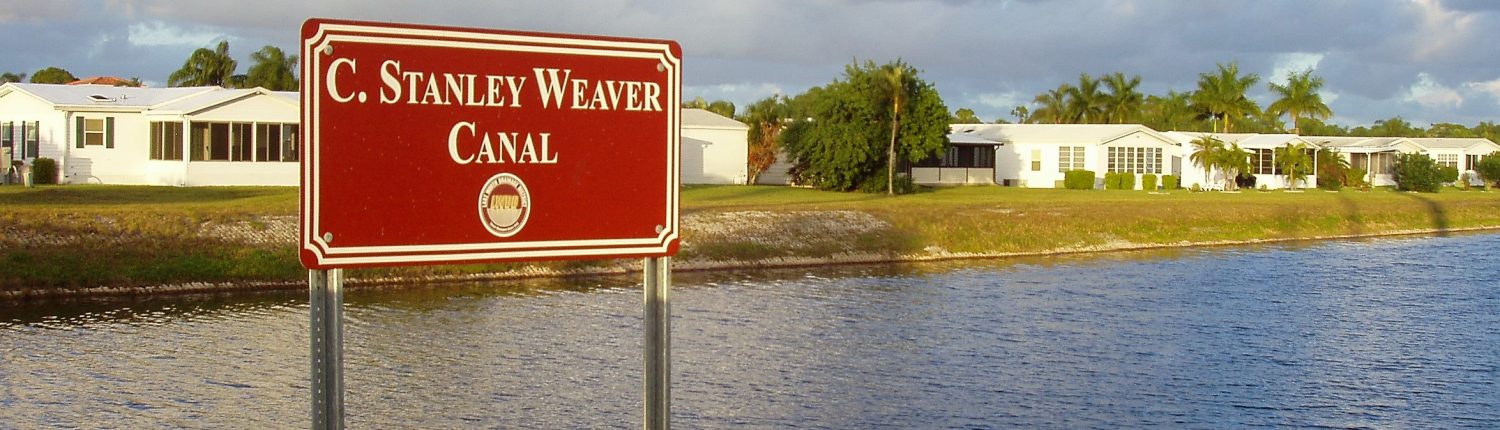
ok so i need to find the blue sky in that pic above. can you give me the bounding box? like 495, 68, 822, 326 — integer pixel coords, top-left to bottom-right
5, 0, 1500, 128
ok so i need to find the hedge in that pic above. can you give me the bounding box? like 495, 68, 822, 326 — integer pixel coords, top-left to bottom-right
1064, 170, 1096, 190
31, 158, 58, 185
1162, 174, 1179, 190
1141, 173, 1158, 191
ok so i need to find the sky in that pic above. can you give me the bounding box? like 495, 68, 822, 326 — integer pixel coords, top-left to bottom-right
5, 0, 1500, 129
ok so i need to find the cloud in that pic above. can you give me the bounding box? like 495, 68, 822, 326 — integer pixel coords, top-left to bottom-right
128, 22, 224, 47
1465, 77, 1500, 99
1405, 72, 1464, 109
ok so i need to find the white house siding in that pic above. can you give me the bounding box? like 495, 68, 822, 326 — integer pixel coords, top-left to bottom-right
679, 111, 748, 185
0, 94, 68, 170
64, 111, 151, 184
184, 162, 298, 186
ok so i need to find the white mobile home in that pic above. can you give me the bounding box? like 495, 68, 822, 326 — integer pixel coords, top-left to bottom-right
1407, 138, 1500, 183
0, 83, 299, 186
950, 124, 1181, 189
680, 108, 749, 185
911, 131, 1001, 185
1169, 132, 1321, 190
1305, 136, 1423, 187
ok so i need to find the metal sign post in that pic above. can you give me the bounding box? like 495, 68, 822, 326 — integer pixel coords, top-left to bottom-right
643, 257, 671, 430
309, 269, 345, 430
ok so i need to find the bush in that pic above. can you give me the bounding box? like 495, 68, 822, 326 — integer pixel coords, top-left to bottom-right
1104, 172, 1131, 190
1392, 153, 1442, 193
1141, 174, 1158, 191
1120, 173, 1136, 190
857, 169, 915, 194
31, 158, 58, 185
1344, 168, 1369, 190
1476, 156, 1500, 188
1437, 165, 1460, 184
1162, 174, 1179, 190
1063, 170, 1096, 190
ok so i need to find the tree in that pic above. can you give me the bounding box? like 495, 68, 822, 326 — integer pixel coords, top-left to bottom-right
29, 67, 76, 84
951, 108, 982, 124
1189, 135, 1225, 187
1, 72, 26, 83
1220, 143, 1253, 190
1298, 117, 1349, 136
780, 59, 949, 193
1392, 153, 1442, 192
1010, 105, 1030, 123
1030, 85, 1070, 124
1266, 68, 1332, 134
1102, 72, 1144, 124
1273, 142, 1313, 190
707, 100, 736, 118
1191, 62, 1260, 133
169, 40, 237, 87
1141, 91, 1201, 131
742, 95, 789, 184
1065, 73, 1107, 124
1316, 148, 1351, 190
1367, 117, 1420, 137
1474, 156, 1500, 188
879, 60, 912, 195
1425, 123, 1475, 138
244, 45, 299, 91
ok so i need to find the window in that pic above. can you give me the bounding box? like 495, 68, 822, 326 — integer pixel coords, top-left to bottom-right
1058, 146, 1085, 172
256, 123, 283, 162
189, 122, 299, 162
1030, 149, 1042, 171
150, 122, 184, 160
231, 123, 253, 161
84, 119, 106, 146
1253, 148, 1279, 175
1468, 154, 1483, 171
1435, 153, 1460, 169
1, 122, 11, 154
23, 121, 38, 158
1107, 147, 1162, 174
281, 124, 299, 162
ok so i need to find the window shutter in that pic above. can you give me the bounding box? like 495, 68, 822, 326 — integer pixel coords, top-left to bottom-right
76, 117, 85, 149
105, 117, 115, 149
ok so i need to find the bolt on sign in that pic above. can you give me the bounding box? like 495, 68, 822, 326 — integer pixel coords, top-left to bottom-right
299, 19, 682, 269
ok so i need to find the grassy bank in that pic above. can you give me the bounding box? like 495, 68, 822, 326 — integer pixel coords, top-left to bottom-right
3, 184, 1499, 296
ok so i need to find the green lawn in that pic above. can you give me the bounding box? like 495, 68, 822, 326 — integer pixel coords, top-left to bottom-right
4, 184, 1499, 292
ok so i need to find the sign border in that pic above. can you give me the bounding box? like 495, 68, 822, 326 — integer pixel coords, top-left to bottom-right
299, 18, 681, 269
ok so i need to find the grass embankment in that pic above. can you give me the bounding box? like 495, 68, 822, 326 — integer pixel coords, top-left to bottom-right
3, 184, 1499, 295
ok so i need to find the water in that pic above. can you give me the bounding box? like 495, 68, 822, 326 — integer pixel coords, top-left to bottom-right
3, 234, 1498, 428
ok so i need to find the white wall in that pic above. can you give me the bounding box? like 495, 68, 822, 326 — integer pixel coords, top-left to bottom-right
0, 92, 69, 172
185, 162, 298, 186
681, 126, 747, 184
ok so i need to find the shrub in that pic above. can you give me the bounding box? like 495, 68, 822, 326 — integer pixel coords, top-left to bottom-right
1141, 174, 1158, 191
1474, 156, 1500, 188
1344, 168, 1369, 190
1063, 170, 1096, 190
31, 158, 58, 185
1120, 173, 1136, 190
1437, 165, 1460, 184
1393, 153, 1442, 193
1162, 174, 1179, 190
857, 169, 916, 194
1190, 183, 1202, 192
1103, 172, 1118, 189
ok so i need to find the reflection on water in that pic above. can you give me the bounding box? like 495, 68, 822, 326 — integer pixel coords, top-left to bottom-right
2, 233, 1498, 428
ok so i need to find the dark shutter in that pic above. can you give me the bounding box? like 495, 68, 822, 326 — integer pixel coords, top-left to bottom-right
105, 117, 115, 149
76, 116, 85, 148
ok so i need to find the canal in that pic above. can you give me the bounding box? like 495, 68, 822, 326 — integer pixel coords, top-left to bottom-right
2, 233, 1498, 428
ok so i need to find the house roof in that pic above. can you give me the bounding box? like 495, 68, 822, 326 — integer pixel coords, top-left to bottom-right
1303, 136, 1416, 153
1166, 131, 1320, 149
681, 108, 747, 129
66, 76, 134, 86
1408, 137, 1500, 152
947, 132, 1001, 145
0, 82, 222, 110
149, 87, 297, 114
950, 123, 1178, 146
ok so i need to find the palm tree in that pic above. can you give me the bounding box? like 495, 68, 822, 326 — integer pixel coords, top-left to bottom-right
169, 40, 237, 87
1273, 142, 1314, 189
1220, 143, 1253, 190
1141, 91, 1199, 131
879, 61, 914, 195
1010, 105, 1030, 123
245, 46, 299, 91
1316, 148, 1351, 189
1191, 62, 1260, 133
1065, 73, 1107, 124
1266, 69, 1332, 135
1190, 135, 1225, 187
1102, 72, 1144, 124
1031, 85, 1070, 124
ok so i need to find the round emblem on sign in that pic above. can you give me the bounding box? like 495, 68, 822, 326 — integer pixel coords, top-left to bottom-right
478, 173, 531, 237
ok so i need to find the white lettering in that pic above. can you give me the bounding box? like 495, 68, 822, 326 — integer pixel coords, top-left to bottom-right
379, 60, 401, 104
326, 58, 357, 103
533, 68, 572, 109
447, 121, 477, 164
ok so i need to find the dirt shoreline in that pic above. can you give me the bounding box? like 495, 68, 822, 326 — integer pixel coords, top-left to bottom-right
6, 224, 1495, 302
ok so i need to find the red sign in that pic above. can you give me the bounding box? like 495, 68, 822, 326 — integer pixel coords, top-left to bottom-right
299, 19, 681, 269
